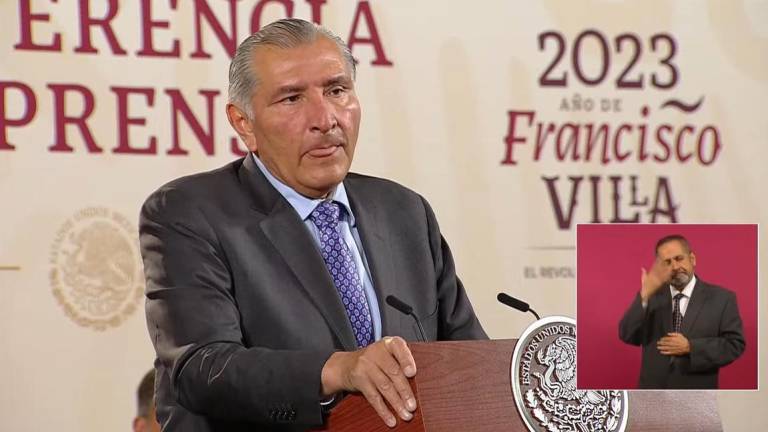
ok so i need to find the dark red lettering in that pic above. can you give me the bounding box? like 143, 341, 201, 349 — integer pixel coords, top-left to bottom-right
190, 0, 238, 58
613, 124, 632, 162
637, 106, 649, 161
697, 126, 721, 166
0, 81, 37, 150
649, 177, 678, 222
74, 0, 127, 55
47, 84, 101, 153
250, 0, 294, 33
542, 175, 583, 230
230, 136, 248, 156
165, 89, 218, 155
629, 175, 648, 206
654, 124, 672, 162
555, 123, 579, 161
588, 175, 601, 222
609, 176, 640, 222
534, 122, 556, 161
306, 0, 326, 24
674, 125, 694, 162
137, 0, 181, 57
348, 1, 392, 66
14, 0, 62, 51
582, 123, 608, 164
501, 110, 534, 165
111, 87, 157, 154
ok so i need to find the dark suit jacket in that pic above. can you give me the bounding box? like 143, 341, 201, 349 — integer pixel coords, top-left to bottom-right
139, 156, 487, 431
618, 277, 745, 389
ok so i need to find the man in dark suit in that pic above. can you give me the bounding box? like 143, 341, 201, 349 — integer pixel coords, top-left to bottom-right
619, 234, 745, 389
140, 19, 486, 431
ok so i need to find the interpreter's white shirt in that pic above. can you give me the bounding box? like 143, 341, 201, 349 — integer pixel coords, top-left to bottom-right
670, 275, 696, 317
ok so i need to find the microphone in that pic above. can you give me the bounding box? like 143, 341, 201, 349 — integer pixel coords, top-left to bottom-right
385, 295, 427, 342
497, 292, 541, 320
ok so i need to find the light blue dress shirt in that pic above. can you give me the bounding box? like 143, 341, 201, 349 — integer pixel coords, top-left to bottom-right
252, 154, 382, 342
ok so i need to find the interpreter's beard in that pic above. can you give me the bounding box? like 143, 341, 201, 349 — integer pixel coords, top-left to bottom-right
669, 270, 691, 289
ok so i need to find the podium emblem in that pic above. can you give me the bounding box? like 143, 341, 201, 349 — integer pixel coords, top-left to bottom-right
511, 316, 628, 432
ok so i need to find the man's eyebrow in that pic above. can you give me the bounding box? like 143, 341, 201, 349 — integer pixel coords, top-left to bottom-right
323, 75, 352, 87
271, 84, 306, 98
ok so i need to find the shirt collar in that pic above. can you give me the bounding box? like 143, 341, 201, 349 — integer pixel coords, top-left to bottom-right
670, 274, 697, 298
251, 153, 356, 225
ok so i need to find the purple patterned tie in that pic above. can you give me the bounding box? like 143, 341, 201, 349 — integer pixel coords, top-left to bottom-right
310, 200, 373, 348
672, 293, 684, 333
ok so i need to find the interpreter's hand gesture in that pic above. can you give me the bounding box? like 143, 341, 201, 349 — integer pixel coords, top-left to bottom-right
640, 259, 671, 302
657, 332, 691, 356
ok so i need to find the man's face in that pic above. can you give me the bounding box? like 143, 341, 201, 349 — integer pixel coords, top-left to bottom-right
233, 37, 361, 198
656, 240, 696, 289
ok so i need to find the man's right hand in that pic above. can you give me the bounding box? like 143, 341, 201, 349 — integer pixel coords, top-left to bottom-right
321, 336, 417, 428
640, 260, 671, 302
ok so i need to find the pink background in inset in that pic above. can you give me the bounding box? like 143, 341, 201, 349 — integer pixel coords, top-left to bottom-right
576, 224, 758, 389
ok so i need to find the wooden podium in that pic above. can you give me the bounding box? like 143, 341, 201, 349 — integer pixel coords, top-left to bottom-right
313, 340, 722, 432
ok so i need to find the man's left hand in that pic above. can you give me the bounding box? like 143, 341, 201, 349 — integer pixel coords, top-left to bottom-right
657, 332, 690, 356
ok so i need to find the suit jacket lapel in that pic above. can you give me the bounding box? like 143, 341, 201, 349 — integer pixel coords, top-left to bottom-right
681, 278, 707, 334
238, 156, 357, 350
345, 177, 403, 338
658, 288, 673, 334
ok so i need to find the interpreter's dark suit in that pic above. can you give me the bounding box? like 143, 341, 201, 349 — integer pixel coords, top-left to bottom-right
139, 155, 487, 432
618, 278, 745, 389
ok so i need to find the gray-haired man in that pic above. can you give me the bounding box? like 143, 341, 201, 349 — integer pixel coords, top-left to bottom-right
141, 18, 486, 431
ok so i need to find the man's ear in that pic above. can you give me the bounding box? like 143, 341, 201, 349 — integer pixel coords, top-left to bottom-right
226, 103, 257, 152
132, 416, 146, 432
689, 251, 696, 267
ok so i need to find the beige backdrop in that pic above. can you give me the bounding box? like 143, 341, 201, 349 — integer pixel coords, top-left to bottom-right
1, 0, 765, 430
